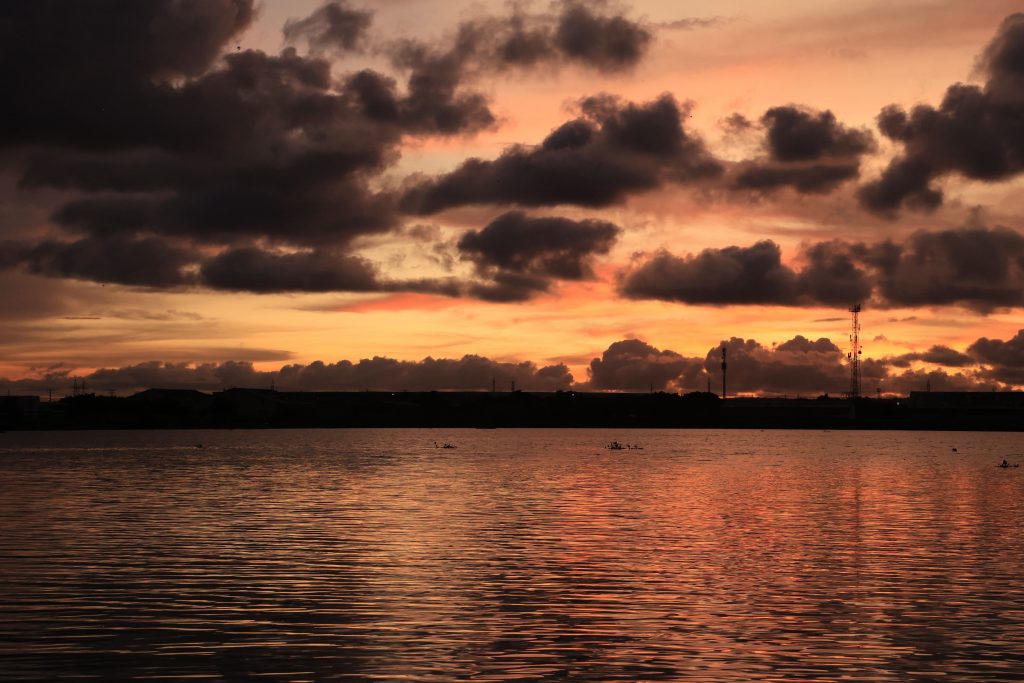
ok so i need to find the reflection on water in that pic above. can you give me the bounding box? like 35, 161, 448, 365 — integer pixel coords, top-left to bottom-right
1, 428, 1023, 681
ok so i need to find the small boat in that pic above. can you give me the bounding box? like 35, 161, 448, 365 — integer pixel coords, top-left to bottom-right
435, 441, 457, 449
996, 462, 1019, 468
606, 441, 625, 450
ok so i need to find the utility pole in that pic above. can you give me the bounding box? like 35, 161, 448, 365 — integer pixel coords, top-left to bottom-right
721, 346, 728, 400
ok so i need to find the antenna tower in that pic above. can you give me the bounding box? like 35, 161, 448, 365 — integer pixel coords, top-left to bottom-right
847, 304, 862, 398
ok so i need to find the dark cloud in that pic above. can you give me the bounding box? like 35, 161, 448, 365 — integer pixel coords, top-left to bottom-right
465, 271, 552, 303
721, 113, 754, 133
1, 355, 573, 396
394, 2, 651, 75
584, 334, 991, 396
858, 14, 1024, 214
275, 355, 573, 392
283, 1, 373, 54
969, 330, 1024, 367
8, 332, 1022, 397
733, 163, 861, 194
888, 345, 976, 368
401, 94, 722, 214
3, 237, 195, 288
796, 241, 874, 305
880, 368, 997, 394
860, 226, 1024, 311
339, 65, 496, 136
0, 0, 515, 301
968, 329, 1024, 383
458, 211, 620, 280
620, 240, 872, 307
553, 3, 652, 72
619, 241, 800, 305
363, 2, 652, 136
980, 12, 1024, 96
0, 0, 663, 300
731, 106, 874, 194
776, 336, 841, 353
0, 239, 464, 297
3, 1, 405, 251
456, 209, 621, 302
586, 339, 704, 392
620, 226, 1024, 311
1, 0, 256, 150
761, 106, 874, 162
386, 38, 498, 135
199, 248, 380, 293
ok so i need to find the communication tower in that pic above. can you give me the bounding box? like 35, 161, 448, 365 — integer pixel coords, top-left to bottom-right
847, 304, 862, 398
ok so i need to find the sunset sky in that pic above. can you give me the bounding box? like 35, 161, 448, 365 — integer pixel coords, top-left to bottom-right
3, 0, 1024, 396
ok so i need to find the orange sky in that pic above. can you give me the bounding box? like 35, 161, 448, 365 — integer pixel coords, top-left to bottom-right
2, 0, 1024, 394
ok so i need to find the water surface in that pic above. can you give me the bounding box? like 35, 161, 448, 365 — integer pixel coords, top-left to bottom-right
1, 429, 1022, 681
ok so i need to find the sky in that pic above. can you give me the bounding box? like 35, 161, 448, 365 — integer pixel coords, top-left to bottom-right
3, 0, 1024, 397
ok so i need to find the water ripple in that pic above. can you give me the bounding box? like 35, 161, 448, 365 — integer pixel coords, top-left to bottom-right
1, 428, 1022, 681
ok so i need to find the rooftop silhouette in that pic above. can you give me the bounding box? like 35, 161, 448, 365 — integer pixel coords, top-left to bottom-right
5, 389, 1024, 431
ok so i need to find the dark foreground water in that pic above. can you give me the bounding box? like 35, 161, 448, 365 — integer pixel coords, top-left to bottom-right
1, 429, 1023, 682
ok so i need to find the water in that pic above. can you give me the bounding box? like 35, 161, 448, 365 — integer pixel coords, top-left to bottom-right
1, 429, 1022, 682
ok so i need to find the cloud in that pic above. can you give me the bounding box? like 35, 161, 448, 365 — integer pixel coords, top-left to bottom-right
619, 225, 1024, 311
887, 345, 976, 368
275, 355, 573, 392
2, 0, 257, 149
384, 41, 499, 136
657, 17, 730, 31
454, 211, 621, 301
7, 21, 404, 248
880, 368, 998, 393
3, 237, 196, 288
733, 163, 862, 194
465, 271, 552, 303
357, 2, 653, 136
858, 13, 1024, 214
1, 355, 574, 395
583, 334, 996, 396
861, 226, 1024, 311
731, 106, 875, 194
761, 106, 875, 162
0, 0, 663, 302
400, 93, 722, 214
968, 329, 1024, 383
619, 240, 871, 306
199, 248, 381, 293
553, 3, 652, 72
796, 241, 875, 305
457, 211, 620, 280
586, 338, 704, 391
392, 2, 652, 75
283, 1, 373, 54
10, 331, 1023, 397
619, 241, 801, 304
